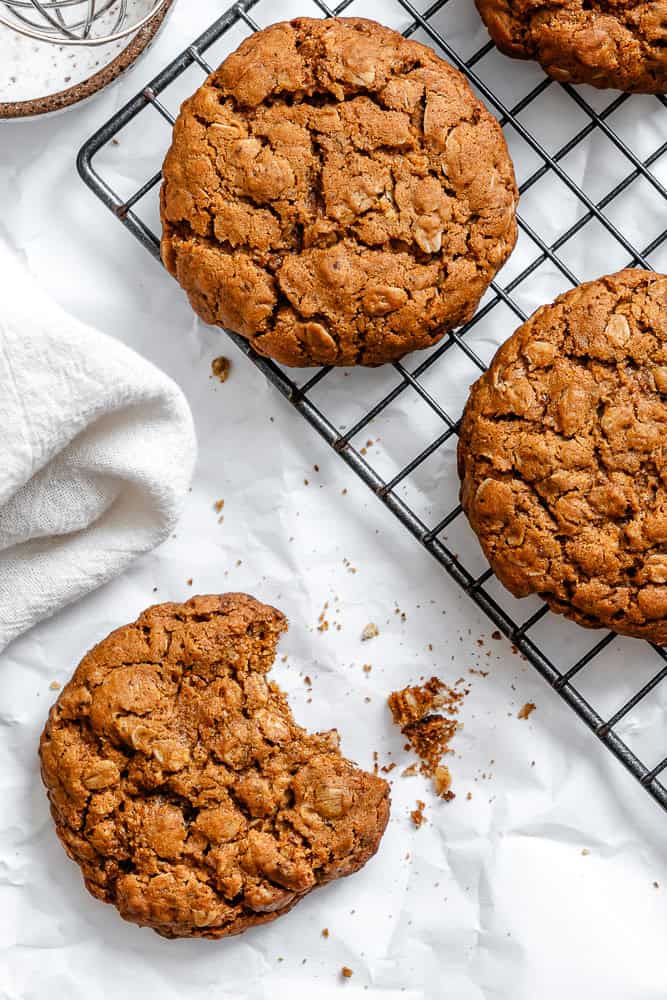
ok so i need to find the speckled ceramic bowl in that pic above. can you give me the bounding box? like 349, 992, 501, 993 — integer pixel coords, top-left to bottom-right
0, 0, 175, 120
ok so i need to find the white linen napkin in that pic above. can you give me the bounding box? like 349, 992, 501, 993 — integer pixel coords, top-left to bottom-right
0, 243, 196, 652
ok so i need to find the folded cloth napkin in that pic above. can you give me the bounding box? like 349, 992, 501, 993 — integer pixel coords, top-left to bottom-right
0, 243, 196, 653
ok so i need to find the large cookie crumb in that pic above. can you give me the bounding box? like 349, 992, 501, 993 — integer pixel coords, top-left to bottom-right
388, 676, 465, 798
40, 594, 390, 939
410, 800, 426, 828
160, 17, 517, 367
211, 356, 231, 383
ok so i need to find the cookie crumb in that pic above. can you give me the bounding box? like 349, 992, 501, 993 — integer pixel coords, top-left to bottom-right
402, 763, 418, 777
322, 928, 329, 938
388, 676, 462, 729
49, 681, 61, 691
581, 848, 590, 856
361, 623, 379, 641
317, 602, 330, 633
341, 966, 353, 979
433, 765, 455, 801
517, 702, 536, 720
211, 356, 231, 382
406, 716, 458, 774
389, 677, 467, 795
410, 800, 426, 828
362, 664, 372, 673
186, 578, 193, 587
213, 499, 225, 514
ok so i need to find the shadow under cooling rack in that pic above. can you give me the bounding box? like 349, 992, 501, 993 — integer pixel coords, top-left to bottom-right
77, 0, 667, 811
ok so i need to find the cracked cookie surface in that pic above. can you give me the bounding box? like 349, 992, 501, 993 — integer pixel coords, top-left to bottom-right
160, 17, 517, 367
458, 270, 667, 642
39, 594, 390, 938
476, 0, 667, 92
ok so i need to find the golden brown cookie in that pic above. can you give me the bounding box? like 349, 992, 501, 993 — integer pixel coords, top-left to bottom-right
39, 594, 389, 938
458, 270, 667, 642
476, 0, 667, 92
160, 17, 518, 367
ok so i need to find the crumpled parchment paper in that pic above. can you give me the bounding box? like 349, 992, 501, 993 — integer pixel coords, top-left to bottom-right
2, 1, 667, 997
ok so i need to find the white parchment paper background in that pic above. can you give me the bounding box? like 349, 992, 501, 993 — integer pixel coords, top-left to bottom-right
2, 1, 667, 997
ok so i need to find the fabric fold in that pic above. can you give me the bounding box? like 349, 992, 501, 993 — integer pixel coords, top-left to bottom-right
0, 243, 197, 652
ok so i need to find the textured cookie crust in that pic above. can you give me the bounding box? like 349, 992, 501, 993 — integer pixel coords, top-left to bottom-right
160, 17, 517, 367
458, 270, 667, 642
476, 0, 667, 92
39, 594, 389, 938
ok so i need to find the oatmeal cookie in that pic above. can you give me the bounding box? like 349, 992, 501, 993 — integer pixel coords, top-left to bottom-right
458, 270, 667, 642
476, 0, 667, 92
39, 594, 389, 938
160, 17, 517, 367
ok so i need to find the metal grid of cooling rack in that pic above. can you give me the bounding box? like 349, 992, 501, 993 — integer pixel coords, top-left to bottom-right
77, 0, 667, 811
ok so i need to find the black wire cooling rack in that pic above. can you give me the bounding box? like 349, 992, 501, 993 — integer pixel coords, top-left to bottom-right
78, 0, 667, 811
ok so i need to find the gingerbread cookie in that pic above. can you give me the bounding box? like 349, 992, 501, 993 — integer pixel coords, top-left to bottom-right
160, 17, 517, 367
458, 270, 667, 642
40, 594, 389, 938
